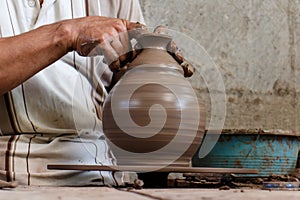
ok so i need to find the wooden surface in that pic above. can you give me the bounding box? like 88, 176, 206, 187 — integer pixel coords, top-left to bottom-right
0, 186, 152, 200
47, 164, 259, 174
1, 186, 300, 200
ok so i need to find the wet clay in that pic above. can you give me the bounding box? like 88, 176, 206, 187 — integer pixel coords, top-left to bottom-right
129, 33, 183, 73
102, 33, 206, 167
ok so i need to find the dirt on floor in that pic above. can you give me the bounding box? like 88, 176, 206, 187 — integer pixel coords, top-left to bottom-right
167, 172, 300, 191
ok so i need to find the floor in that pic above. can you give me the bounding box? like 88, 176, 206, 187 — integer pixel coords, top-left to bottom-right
1, 186, 300, 200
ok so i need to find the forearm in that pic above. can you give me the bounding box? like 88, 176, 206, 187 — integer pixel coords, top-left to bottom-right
0, 16, 142, 95
0, 22, 72, 95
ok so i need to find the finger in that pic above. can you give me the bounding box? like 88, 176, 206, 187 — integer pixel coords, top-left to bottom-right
181, 61, 195, 77
107, 25, 132, 66
167, 40, 177, 53
118, 31, 131, 52
118, 31, 132, 64
127, 22, 150, 39
119, 51, 133, 66
77, 40, 101, 56
109, 60, 121, 73
167, 41, 184, 64
174, 50, 185, 64
100, 40, 120, 70
131, 43, 143, 60
114, 19, 146, 34
111, 36, 131, 66
110, 36, 125, 57
125, 21, 146, 31
111, 19, 147, 42
86, 44, 103, 57
101, 29, 120, 62
153, 25, 168, 35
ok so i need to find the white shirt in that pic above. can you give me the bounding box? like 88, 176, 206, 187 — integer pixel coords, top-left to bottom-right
0, 0, 144, 186
0, 0, 144, 135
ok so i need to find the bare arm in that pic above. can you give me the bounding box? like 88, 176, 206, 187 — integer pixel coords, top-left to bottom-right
0, 16, 141, 95
0, 23, 70, 95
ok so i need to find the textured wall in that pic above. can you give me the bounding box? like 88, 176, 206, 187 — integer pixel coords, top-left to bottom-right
139, 0, 300, 131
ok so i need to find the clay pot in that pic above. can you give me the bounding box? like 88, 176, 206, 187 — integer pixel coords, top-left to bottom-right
102, 33, 205, 168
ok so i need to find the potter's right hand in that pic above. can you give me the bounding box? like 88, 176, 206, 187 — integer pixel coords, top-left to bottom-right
66, 16, 145, 72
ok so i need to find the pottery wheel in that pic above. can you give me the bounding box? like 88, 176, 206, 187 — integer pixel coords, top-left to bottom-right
47, 164, 258, 174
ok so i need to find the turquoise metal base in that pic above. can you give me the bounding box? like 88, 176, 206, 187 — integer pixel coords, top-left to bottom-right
192, 133, 300, 176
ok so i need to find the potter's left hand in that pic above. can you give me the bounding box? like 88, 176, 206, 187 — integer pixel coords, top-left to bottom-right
153, 26, 195, 78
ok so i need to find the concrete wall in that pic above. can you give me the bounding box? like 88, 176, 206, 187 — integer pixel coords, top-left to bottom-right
139, 0, 300, 131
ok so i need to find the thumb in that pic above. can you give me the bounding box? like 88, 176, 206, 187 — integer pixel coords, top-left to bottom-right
125, 21, 150, 39
126, 21, 147, 30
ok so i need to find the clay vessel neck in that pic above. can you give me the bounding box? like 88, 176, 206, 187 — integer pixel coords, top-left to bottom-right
128, 33, 184, 75
129, 48, 184, 74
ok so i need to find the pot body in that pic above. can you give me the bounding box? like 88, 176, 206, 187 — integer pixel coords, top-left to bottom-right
103, 50, 205, 167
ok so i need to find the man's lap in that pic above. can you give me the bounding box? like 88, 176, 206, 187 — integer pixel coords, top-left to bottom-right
0, 134, 121, 186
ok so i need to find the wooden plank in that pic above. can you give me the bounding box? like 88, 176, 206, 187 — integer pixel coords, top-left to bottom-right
47, 164, 258, 174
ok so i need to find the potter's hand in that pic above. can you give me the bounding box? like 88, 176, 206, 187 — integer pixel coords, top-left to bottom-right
167, 41, 194, 77
70, 16, 144, 72
153, 26, 195, 77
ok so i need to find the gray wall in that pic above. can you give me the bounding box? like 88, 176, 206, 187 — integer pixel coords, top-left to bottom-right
139, 0, 300, 131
